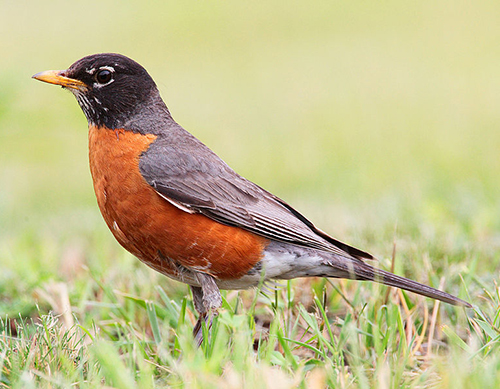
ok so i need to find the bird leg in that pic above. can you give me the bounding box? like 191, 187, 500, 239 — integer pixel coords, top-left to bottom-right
191, 272, 222, 346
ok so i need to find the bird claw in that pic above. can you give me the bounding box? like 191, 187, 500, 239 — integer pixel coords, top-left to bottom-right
192, 309, 219, 347
191, 272, 222, 346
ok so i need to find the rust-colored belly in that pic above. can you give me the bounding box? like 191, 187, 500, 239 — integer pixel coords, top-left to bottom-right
88, 125, 268, 282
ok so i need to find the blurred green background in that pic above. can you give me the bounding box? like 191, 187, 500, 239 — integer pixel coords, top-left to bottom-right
1, 0, 499, 291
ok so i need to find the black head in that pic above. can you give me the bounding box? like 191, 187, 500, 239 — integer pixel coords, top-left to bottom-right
33, 53, 168, 129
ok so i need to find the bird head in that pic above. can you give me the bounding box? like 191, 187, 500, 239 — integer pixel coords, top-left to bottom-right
33, 53, 163, 129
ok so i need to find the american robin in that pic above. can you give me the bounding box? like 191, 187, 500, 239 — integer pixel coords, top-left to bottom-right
33, 53, 471, 342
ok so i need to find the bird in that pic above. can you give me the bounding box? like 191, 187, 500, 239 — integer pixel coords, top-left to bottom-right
33, 53, 471, 343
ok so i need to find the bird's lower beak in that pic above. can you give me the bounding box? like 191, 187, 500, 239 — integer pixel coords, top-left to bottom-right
32, 70, 87, 91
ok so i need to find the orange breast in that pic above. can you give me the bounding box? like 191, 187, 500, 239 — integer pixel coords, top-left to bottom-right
88, 125, 268, 281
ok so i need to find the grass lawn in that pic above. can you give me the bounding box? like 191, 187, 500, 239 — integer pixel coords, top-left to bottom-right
1, 1, 499, 387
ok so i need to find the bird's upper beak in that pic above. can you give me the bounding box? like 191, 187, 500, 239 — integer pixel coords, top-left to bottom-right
32, 70, 87, 91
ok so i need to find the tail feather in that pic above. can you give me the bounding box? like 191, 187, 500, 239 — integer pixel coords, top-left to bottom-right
332, 260, 471, 307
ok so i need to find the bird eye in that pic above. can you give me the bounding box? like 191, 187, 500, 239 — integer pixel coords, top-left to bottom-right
95, 69, 113, 84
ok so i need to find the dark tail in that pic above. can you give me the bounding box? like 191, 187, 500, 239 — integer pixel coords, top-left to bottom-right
332, 260, 471, 307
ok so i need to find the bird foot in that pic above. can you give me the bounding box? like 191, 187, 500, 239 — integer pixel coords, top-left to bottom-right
191, 272, 222, 346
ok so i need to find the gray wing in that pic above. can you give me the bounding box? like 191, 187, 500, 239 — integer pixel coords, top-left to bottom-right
139, 134, 373, 261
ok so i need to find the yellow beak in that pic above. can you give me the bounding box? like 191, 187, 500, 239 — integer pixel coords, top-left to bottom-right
32, 70, 87, 91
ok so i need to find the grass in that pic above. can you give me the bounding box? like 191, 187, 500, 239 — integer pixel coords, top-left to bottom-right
0, 275, 497, 388
1, 0, 500, 387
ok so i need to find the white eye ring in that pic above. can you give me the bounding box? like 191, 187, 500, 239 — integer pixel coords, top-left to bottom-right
94, 66, 115, 87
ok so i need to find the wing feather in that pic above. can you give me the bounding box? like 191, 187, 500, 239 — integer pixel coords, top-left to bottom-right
139, 134, 373, 261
